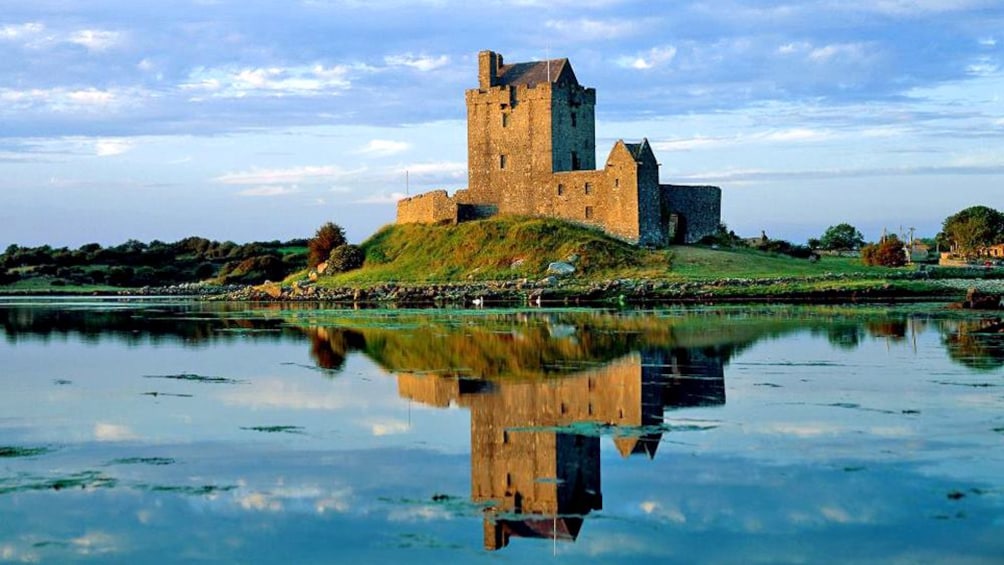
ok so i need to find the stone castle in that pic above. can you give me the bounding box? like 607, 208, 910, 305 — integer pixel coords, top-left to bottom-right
396, 50, 722, 245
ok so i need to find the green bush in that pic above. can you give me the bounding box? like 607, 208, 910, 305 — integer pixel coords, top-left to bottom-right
325, 245, 365, 274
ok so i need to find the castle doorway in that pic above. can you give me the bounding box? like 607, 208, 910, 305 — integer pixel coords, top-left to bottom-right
667, 213, 686, 244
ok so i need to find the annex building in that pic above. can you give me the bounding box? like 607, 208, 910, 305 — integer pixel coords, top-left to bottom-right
396, 50, 722, 245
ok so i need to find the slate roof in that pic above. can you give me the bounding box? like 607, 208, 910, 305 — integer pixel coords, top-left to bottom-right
497, 58, 576, 87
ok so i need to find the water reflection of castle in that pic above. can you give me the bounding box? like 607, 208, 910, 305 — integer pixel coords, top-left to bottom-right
396, 347, 725, 550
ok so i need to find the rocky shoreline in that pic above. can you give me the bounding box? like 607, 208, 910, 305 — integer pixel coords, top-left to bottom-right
205, 274, 968, 307
6, 275, 1003, 307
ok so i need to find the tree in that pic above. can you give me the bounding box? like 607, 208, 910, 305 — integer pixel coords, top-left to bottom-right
861, 235, 906, 267
818, 223, 865, 251
941, 205, 1004, 257
308, 222, 347, 268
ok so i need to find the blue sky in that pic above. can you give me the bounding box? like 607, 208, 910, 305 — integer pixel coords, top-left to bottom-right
1, 0, 1002, 247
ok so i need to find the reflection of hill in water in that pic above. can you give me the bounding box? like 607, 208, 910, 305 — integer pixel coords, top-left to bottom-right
298, 308, 1003, 551
0, 301, 296, 344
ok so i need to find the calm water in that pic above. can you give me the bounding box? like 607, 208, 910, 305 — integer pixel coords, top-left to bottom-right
1, 299, 1002, 563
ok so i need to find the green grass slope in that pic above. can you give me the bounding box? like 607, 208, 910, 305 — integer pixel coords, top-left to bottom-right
314, 217, 904, 287
321, 217, 657, 284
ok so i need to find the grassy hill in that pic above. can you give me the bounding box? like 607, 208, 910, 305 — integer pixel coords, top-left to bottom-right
315, 217, 895, 287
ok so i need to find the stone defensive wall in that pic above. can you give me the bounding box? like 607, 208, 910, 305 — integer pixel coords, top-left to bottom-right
396, 190, 459, 225
661, 185, 722, 243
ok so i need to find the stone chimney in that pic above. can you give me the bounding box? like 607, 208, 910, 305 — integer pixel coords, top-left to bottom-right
478, 50, 501, 89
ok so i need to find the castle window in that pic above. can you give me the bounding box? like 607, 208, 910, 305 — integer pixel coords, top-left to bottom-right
584, 182, 592, 195
499, 154, 507, 169
570, 112, 577, 127
585, 206, 594, 219
557, 183, 564, 196
614, 178, 620, 188
502, 430, 509, 444
501, 113, 509, 128
571, 151, 580, 170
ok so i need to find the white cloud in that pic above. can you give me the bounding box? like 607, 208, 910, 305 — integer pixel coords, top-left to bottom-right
777, 42, 811, 55
216, 165, 363, 185
94, 422, 138, 441
0, 22, 45, 41
357, 139, 411, 156
397, 160, 466, 178
760, 128, 831, 142
0, 87, 126, 113
978, 37, 997, 47
966, 57, 999, 76
94, 138, 133, 157
617, 45, 677, 70
237, 185, 301, 197
545, 18, 638, 40
652, 128, 830, 152
69, 29, 123, 52
354, 191, 407, 204
652, 135, 728, 151
384, 53, 449, 72
839, 0, 995, 16
183, 64, 352, 98
808, 42, 868, 62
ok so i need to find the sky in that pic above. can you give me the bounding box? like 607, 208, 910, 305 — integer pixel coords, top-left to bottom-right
1, 0, 1002, 248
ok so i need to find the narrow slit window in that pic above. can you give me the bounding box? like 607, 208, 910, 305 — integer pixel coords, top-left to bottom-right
557, 183, 564, 196
570, 112, 577, 127
571, 151, 580, 170
614, 178, 620, 188
501, 113, 509, 128
585, 206, 594, 219
499, 154, 507, 169
584, 182, 592, 195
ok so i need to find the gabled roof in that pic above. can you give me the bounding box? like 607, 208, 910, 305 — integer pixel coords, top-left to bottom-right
497, 58, 578, 87
609, 138, 657, 167
623, 138, 655, 161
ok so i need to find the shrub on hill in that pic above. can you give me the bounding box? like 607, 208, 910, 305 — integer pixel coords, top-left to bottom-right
325, 245, 365, 274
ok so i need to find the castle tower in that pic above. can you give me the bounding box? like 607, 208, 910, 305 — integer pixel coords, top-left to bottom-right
466, 50, 597, 214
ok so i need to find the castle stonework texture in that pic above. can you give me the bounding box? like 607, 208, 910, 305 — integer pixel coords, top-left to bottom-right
396, 50, 722, 245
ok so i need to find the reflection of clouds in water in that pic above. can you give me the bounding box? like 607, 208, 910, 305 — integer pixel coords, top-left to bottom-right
387, 505, 453, 522
368, 419, 411, 436
219, 380, 350, 411
639, 500, 686, 523
1, 531, 121, 561
756, 422, 847, 438
574, 533, 666, 557
94, 422, 137, 441
230, 482, 354, 515
70, 531, 120, 556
